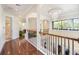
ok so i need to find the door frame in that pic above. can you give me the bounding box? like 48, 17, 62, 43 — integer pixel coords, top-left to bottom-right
4, 15, 14, 41
42, 20, 49, 33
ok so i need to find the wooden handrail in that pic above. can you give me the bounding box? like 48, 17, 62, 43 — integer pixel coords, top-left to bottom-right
39, 32, 79, 42
26, 29, 79, 55
26, 29, 79, 42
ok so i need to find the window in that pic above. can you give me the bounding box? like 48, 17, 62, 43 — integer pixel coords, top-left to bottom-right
73, 18, 79, 30
61, 20, 73, 30
52, 18, 79, 31
53, 21, 61, 29
61, 20, 67, 30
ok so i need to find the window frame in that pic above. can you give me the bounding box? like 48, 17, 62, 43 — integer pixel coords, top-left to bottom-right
52, 18, 79, 31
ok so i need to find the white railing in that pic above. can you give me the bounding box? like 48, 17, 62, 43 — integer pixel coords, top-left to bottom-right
27, 29, 79, 55
40, 32, 79, 55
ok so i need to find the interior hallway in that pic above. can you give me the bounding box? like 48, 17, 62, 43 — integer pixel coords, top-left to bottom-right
0, 39, 43, 55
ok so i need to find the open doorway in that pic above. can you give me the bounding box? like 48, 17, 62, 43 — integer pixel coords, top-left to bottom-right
28, 17, 37, 38
5, 16, 12, 41
43, 20, 49, 33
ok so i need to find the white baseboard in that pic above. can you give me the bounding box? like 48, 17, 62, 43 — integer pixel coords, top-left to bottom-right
26, 39, 47, 55
0, 40, 5, 53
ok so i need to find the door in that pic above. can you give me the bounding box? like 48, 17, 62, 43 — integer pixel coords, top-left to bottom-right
5, 16, 12, 41
43, 20, 49, 33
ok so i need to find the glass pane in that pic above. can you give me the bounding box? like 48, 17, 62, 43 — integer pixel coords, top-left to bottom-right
52, 19, 79, 31
66, 20, 73, 30
61, 21, 67, 30
61, 20, 73, 30
74, 18, 79, 30
53, 21, 61, 29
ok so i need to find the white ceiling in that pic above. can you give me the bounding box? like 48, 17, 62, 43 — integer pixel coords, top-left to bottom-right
2, 4, 37, 17
1, 4, 79, 20
38, 4, 79, 20
39, 4, 79, 14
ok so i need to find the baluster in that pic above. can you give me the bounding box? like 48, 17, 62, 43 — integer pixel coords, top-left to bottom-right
47, 34, 49, 55
51, 36, 53, 55
46, 34, 48, 55
68, 39, 70, 55
50, 35, 51, 55
64, 38, 66, 55
45, 34, 47, 54
50, 36, 52, 55
58, 37, 59, 46
40, 34, 42, 48
58, 37, 62, 55
42, 34, 44, 49
58, 37, 60, 55
48, 35, 50, 55
56, 37, 58, 55
55, 36, 57, 55
53, 36, 55, 54
72, 40, 74, 55
54, 36, 56, 54
49, 35, 50, 55
61, 37, 62, 55
42, 34, 43, 49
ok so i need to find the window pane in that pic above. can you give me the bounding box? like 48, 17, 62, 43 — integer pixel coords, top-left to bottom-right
53, 21, 61, 29
52, 19, 79, 31
74, 18, 79, 30
61, 20, 73, 30
61, 21, 67, 30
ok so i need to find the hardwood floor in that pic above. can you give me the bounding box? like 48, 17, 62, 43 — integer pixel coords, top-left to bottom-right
0, 39, 43, 55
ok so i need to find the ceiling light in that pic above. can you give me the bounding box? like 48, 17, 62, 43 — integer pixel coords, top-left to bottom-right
16, 4, 21, 6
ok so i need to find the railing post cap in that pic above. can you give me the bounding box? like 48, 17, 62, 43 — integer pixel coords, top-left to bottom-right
78, 38, 79, 43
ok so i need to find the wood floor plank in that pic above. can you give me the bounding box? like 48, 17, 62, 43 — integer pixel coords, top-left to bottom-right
1, 39, 43, 55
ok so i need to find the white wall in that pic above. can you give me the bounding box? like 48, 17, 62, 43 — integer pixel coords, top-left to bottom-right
12, 16, 19, 39
49, 10, 79, 39
0, 5, 5, 52
49, 30, 79, 39
0, 6, 20, 52
3, 9, 20, 39
60, 10, 79, 20
40, 5, 79, 54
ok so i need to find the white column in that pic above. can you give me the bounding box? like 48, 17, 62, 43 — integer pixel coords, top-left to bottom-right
48, 14, 52, 33
36, 5, 42, 50
25, 17, 29, 40
12, 16, 19, 39
37, 14, 41, 49
40, 20, 43, 32
49, 20, 52, 33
